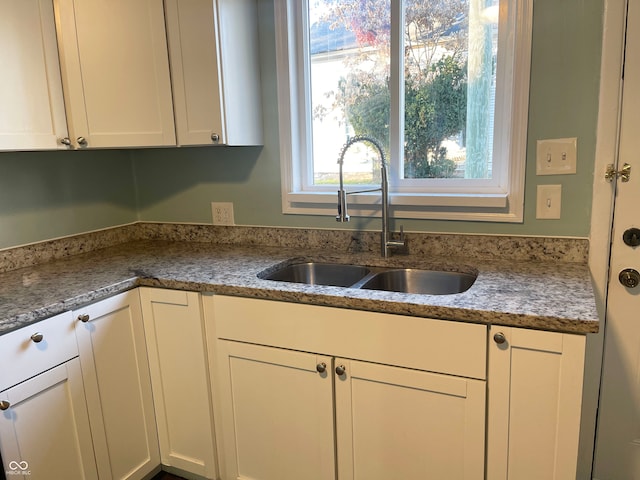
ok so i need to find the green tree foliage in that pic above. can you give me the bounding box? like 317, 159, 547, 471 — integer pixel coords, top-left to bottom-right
316, 0, 468, 178
347, 56, 466, 178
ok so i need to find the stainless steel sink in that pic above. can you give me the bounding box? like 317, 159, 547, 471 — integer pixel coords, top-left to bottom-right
261, 262, 370, 287
260, 261, 476, 295
360, 268, 476, 295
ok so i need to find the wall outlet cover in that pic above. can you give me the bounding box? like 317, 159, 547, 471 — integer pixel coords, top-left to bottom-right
211, 202, 235, 225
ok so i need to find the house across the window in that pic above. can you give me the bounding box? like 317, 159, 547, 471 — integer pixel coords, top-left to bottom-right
275, 0, 532, 222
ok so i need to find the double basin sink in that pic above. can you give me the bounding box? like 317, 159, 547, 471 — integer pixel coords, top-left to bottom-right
259, 261, 477, 295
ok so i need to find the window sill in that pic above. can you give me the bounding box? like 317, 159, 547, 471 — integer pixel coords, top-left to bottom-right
283, 191, 522, 223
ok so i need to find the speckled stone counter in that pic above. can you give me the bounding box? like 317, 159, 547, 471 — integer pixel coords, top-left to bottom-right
0, 224, 599, 335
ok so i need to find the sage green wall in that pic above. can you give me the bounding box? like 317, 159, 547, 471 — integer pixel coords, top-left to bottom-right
134, 0, 603, 238
0, 0, 604, 250
0, 150, 137, 249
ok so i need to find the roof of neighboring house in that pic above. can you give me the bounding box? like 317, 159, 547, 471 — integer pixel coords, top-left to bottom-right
310, 21, 358, 55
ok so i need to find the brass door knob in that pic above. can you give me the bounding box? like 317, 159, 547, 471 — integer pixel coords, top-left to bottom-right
619, 269, 640, 288
335, 364, 346, 376
316, 362, 327, 373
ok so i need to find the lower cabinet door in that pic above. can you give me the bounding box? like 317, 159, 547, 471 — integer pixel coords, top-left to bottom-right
0, 359, 98, 479
487, 326, 586, 480
140, 288, 217, 479
334, 359, 486, 480
216, 341, 335, 480
75, 290, 160, 480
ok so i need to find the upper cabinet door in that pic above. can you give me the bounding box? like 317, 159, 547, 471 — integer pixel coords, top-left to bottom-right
0, 0, 69, 151
54, 0, 176, 148
165, 0, 263, 146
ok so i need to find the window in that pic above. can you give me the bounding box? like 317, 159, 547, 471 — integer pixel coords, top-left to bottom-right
275, 0, 532, 222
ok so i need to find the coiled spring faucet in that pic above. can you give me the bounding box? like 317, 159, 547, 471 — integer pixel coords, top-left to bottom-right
336, 135, 406, 258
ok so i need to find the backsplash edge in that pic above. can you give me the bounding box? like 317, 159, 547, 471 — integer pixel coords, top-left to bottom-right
0, 222, 589, 273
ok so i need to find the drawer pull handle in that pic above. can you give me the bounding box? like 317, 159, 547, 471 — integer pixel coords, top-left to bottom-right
335, 364, 346, 376
0, 401, 10, 410
77, 314, 90, 323
30, 332, 44, 343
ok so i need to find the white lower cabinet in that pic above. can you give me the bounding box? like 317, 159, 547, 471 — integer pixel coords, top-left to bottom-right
0, 312, 98, 479
207, 295, 487, 480
74, 290, 160, 480
334, 358, 485, 480
486, 325, 586, 480
0, 289, 589, 480
215, 341, 336, 480
140, 288, 218, 479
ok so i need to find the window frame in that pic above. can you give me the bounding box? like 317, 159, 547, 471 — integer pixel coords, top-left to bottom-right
274, 0, 533, 222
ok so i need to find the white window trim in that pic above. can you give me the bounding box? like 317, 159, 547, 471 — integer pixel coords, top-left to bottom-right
275, 0, 532, 223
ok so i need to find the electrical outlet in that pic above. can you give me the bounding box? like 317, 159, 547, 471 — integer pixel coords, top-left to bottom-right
536, 184, 562, 219
211, 202, 235, 225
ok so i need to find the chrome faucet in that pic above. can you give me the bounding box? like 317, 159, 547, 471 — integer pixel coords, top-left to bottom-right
336, 135, 406, 258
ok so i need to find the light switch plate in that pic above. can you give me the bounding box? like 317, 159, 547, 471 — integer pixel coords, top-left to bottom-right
536, 137, 577, 175
536, 185, 562, 219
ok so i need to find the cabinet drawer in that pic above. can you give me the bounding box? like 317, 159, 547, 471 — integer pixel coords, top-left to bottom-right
211, 296, 487, 380
0, 311, 78, 391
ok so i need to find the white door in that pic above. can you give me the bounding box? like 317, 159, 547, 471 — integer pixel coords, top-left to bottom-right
140, 288, 217, 479
75, 291, 160, 480
216, 341, 335, 480
0, 0, 68, 150
0, 360, 98, 480
594, 1, 640, 478
487, 327, 585, 480
54, 0, 175, 148
334, 358, 485, 480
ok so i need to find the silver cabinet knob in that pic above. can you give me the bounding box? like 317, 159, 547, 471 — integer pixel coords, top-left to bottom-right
493, 332, 507, 345
77, 136, 88, 147
0, 401, 10, 410
77, 314, 90, 323
211, 133, 220, 143
335, 364, 346, 376
60, 137, 72, 146
316, 362, 327, 373
30, 332, 44, 343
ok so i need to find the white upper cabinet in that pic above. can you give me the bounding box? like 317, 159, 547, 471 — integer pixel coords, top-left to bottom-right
1, 0, 262, 151
0, 0, 69, 151
165, 0, 263, 146
54, 0, 176, 149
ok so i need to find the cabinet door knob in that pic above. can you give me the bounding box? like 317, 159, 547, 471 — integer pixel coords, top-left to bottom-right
60, 137, 72, 146
335, 364, 346, 376
211, 133, 220, 143
30, 332, 44, 343
316, 362, 327, 373
77, 314, 90, 323
493, 332, 507, 345
0, 401, 10, 410
77, 136, 88, 147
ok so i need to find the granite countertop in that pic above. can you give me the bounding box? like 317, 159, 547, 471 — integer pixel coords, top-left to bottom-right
0, 238, 599, 335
